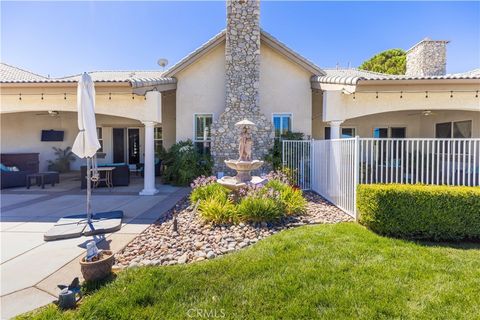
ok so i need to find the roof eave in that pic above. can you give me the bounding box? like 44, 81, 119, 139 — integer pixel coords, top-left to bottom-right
357, 78, 480, 86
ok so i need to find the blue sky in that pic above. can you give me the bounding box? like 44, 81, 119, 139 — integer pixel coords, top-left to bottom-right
1, 1, 479, 77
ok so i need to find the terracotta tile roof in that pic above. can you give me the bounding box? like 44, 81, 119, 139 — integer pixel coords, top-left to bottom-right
0, 63, 176, 88
0, 62, 48, 81
313, 68, 480, 85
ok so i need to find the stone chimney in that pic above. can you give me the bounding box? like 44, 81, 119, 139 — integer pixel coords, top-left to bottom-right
211, 0, 274, 173
406, 38, 449, 77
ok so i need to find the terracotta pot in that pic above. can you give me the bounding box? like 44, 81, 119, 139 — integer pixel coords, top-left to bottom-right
80, 250, 114, 282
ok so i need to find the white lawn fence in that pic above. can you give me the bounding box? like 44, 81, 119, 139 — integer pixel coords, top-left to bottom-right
283, 138, 480, 219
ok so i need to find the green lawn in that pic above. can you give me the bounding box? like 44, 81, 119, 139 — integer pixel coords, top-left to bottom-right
21, 223, 480, 320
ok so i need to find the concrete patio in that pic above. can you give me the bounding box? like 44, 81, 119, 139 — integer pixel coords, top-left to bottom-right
0, 173, 189, 319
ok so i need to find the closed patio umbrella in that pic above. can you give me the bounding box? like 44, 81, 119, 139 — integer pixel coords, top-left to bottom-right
72, 73, 101, 223
44, 73, 122, 241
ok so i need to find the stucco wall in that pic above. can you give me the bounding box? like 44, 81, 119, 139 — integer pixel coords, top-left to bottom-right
312, 90, 323, 139
323, 83, 480, 122
259, 44, 313, 136
161, 90, 176, 149
175, 44, 227, 142
0, 85, 162, 122
312, 110, 479, 138
175, 40, 315, 142
0, 112, 144, 171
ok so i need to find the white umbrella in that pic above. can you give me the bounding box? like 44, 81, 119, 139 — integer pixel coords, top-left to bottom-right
72, 73, 100, 222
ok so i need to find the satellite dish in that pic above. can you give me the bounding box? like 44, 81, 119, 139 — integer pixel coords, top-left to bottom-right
157, 58, 168, 70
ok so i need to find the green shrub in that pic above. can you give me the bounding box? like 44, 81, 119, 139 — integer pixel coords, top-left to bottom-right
265, 180, 307, 215
162, 140, 213, 186
47, 147, 76, 173
357, 184, 480, 241
190, 183, 230, 204
237, 196, 284, 222
264, 132, 304, 170
198, 195, 237, 224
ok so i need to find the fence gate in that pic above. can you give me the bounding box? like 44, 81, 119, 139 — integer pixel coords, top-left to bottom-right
283, 138, 480, 219
310, 139, 358, 217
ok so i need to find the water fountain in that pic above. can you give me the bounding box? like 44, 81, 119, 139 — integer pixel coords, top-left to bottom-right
217, 119, 266, 190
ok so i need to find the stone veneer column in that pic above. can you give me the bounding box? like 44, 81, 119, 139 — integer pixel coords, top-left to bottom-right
211, 0, 274, 174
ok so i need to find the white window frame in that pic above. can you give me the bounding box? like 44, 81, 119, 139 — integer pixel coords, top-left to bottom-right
324, 126, 357, 139
96, 127, 103, 152
154, 126, 163, 156
435, 120, 472, 138
272, 113, 293, 138
193, 113, 214, 154
372, 126, 407, 138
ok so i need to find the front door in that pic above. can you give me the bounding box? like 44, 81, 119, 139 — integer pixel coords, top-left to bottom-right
112, 128, 125, 163
128, 128, 140, 164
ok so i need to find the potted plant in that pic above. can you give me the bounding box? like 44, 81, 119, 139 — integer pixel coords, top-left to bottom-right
80, 241, 114, 282
47, 146, 76, 173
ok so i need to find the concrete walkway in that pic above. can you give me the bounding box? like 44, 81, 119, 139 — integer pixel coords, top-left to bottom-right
0, 176, 189, 319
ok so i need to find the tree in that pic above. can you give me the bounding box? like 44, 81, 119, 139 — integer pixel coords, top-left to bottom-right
359, 49, 406, 75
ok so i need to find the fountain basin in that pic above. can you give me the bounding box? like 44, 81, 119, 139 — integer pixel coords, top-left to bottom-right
217, 175, 266, 191
224, 160, 264, 183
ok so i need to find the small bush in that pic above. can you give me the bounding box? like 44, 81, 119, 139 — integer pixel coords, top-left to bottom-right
162, 140, 213, 186
357, 184, 480, 241
265, 180, 307, 215
237, 196, 284, 222
198, 195, 237, 224
264, 132, 304, 170
190, 183, 230, 204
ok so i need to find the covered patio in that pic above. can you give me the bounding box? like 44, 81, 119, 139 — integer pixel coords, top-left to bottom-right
0, 67, 177, 196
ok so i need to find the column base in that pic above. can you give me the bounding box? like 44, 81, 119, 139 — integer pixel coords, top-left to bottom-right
139, 188, 159, 196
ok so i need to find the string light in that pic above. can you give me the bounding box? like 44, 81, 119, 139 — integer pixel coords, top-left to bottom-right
400, 91, 403, 99
132, 93, 135, 100
476, 91, 478, 98
450, 91, 453, 98
64, 93, 67, 100
109, 93, 112, 100
352, 92, 355, 100
375, 92, 378, 99
19, 93, 22, 100
41, 93, 44, 100
425, 91, 428, 98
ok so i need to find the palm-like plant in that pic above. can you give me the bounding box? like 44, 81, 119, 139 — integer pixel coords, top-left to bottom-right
47, 146, 76, 173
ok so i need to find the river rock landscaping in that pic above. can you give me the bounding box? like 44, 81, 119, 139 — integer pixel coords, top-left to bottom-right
114, 191, 352, 268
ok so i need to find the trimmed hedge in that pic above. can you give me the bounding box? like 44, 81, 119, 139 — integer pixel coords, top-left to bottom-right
357, 184, 480, 241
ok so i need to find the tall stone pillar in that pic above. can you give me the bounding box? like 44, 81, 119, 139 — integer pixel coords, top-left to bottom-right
211, 0, 274, 174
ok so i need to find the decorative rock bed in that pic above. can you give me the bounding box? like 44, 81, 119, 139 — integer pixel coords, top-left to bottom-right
114, 191, 353, 268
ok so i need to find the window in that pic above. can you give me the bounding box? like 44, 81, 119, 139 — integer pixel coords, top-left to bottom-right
154, 127, 163, 159
341, 128, 356, 138
436, 121, 472, 138
194, 114, 213, 154
373, 127, 406, 138
273, 114, 292, 138
390, 127, 406, 138
324, 127, 356, 139
96, 127, 103, 152
373, 128, 388, 138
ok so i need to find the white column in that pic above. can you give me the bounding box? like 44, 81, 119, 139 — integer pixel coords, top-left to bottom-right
329, 120, 344, 139
139, 121, 159, 195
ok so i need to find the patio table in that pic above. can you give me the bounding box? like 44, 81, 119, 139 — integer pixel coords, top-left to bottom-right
93, 167, 116, 190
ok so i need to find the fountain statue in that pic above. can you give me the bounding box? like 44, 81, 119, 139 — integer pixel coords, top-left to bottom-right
217, 119, 266, 190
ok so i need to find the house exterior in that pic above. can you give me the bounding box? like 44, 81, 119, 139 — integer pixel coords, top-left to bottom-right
1, 0, 479, 194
